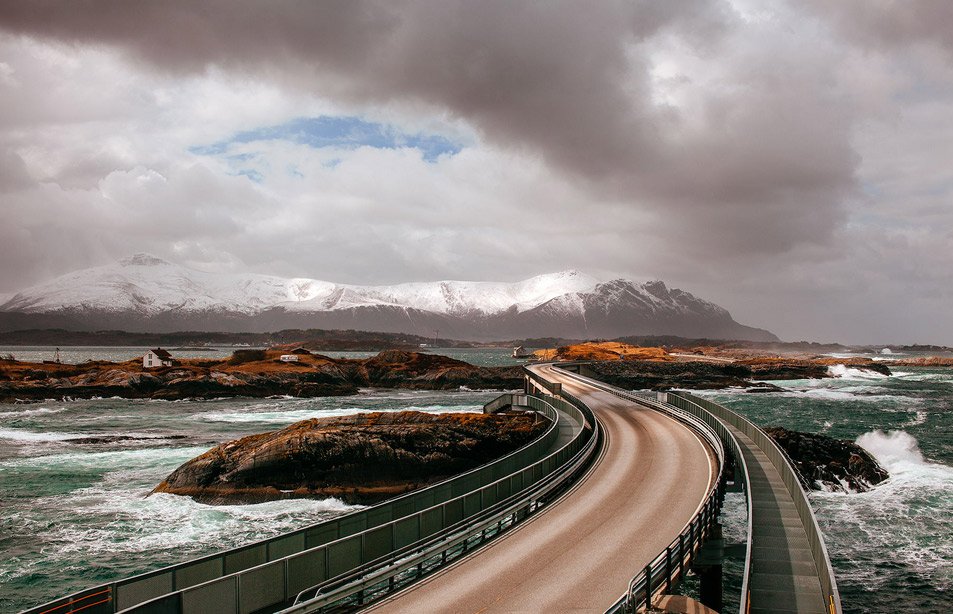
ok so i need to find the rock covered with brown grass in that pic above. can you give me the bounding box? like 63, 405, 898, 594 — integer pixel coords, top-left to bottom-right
0, 350, 523, 401
151, 411, 548, 505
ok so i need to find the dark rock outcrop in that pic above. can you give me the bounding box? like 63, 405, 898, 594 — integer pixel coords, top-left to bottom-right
584, 358, 892, 391
586, 360, 754, 390
151, 411, 548, 505
764, 427, 889, 493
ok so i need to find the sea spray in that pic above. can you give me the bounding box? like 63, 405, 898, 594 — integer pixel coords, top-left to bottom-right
813, 430, 953, 611
827, 364, 889, 379
856, 429, 926, 468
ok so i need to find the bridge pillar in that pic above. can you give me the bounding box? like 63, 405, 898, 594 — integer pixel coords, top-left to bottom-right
693, 524, 724, 613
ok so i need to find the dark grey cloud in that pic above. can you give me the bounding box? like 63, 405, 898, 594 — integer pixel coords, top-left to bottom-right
0, 0, 854, 259
1, 1, 952, 343
805, 1, 953, 54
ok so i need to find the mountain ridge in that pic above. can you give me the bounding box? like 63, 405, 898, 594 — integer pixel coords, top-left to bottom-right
0, 254, 778, 341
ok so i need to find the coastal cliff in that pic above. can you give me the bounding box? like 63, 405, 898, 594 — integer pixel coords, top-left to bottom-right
151, 411, 548, 505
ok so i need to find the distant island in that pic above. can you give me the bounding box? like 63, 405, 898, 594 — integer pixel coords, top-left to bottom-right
2, 340, 947, 402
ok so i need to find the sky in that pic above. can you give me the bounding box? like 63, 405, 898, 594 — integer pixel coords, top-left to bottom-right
0, 1, 951, 345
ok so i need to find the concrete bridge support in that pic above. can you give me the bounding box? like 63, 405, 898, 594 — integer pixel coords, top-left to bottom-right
693, 523, 725, 613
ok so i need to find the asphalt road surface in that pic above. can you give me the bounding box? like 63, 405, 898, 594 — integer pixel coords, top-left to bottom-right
364, 365, 718, 614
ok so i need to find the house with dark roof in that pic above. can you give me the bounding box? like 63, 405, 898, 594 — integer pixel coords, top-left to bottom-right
143, 348, 173, 368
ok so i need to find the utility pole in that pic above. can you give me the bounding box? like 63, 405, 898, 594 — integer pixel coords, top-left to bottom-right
433, 329, 439, 348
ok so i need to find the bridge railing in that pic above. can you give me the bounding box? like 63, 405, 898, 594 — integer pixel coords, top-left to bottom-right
280, 391, 600, 613
542, 367, 731, 613
667, 391, 842, 614
20, 397, 566, 614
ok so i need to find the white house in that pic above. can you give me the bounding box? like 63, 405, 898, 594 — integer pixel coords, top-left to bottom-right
279, 354, 299, 362
143, 348, 173, 368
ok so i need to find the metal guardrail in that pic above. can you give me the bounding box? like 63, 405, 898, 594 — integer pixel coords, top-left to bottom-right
280, 392, 600, 613
543, 367, 730, 613
666, 391, 842, 614
19, 396, 570, 614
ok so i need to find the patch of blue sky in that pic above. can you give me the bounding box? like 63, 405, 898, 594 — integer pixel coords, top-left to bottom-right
238, 169, 264, 183
191, 116, 463, 163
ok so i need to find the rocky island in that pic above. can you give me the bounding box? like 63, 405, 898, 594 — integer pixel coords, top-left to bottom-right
0, 349, 523, 402
536, 342, 893, 390
764, 427, 889, 493
151, 410, 548, 505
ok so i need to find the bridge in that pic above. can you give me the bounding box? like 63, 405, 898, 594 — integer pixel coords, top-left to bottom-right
20, 364, 841, 614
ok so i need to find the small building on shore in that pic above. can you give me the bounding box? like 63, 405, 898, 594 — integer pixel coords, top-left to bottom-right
279, 354, 300, 362
143, 348, 173, 368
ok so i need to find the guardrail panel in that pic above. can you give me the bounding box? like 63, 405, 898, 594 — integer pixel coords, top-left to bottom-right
286, 548, 327, 597
392, 515, 420, 550
181, 577, 236, 614
174, 559, 222, 591
225, 544, 266, 576
327, 535, 363, 579
238, 561, 284, 614
118, 574, 173, 612
268, 533, 305, 561
364, 524, 395, 562
337, 514, 368, 540
419, 507, 443, 540
304, 523, 338, 550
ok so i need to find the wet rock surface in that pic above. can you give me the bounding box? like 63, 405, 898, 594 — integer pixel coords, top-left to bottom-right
151, 411, 549, 505
764, 426, 889, 493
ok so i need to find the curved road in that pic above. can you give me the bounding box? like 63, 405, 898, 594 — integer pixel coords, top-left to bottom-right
364, 365, 718, 614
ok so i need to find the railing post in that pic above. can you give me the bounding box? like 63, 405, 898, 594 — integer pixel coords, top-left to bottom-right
665, 546, 673, 593
644, 564, 652, 608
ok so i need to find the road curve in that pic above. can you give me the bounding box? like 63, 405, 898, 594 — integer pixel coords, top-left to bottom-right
364, 365, 718, 614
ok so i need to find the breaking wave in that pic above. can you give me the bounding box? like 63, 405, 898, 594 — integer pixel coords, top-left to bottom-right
814, 431, 953, 595
827, 364, 889, 379
856, 429, 926, 469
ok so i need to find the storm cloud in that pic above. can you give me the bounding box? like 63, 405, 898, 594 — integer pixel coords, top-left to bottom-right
1, 1, 952, 343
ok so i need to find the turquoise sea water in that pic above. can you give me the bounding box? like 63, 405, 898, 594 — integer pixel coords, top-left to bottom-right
1, 348, 951, 613
700, 362, 953, 614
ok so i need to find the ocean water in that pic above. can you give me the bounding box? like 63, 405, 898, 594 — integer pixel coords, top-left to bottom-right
0, 385, 504, 613
696, 361, 953, 614
0, 345, 526, 368
1, 348, 951, 613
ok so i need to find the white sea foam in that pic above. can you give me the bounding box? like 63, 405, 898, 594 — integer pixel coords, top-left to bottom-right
197, 405, 479, 424
0, 406, 66, 418
813, 431, 953, 591
856, 429, 926, 469
1, 446, 208, 471
43, 487, 359, 557
827, 364, 889, 380
0, 427, 80, 443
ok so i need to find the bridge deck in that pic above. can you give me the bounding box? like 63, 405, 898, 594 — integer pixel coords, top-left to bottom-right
724, 422, 828, 614
362, 367, 719, 614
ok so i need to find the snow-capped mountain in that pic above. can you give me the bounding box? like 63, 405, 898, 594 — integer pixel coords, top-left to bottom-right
0, 254, 777, 341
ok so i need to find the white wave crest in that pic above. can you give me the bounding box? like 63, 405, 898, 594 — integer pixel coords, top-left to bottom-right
0, 427, 79, 443
198, 405, 479, 424
856, 429, 925, 470
43, 490, 359, 556
827, 364, 888, 380
0, 406, 66, 418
